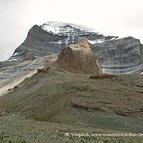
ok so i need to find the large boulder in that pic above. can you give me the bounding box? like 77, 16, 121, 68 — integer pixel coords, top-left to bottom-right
56, 38, 102, 75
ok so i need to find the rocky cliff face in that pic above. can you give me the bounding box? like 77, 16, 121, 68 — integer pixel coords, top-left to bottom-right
9, 22, 103, 62
56, 38, 102, 75
93, 37, 143, 73
7, 22, 143, 73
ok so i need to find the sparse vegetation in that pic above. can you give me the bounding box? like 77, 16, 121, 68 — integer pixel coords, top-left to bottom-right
0, 69, 143, 142
0, 133, 28, 143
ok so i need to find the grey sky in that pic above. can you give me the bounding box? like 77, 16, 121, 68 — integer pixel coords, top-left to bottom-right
0, 0, 143, 61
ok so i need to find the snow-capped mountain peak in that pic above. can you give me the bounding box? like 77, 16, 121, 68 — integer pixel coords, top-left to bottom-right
41, 21, 96, 35
6, 21, 143, 74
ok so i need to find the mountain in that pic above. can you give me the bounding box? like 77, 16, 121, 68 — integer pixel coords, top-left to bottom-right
1, 21, 143, 96
57, 38, 102, 75
1, 22, 143, 142
5, 21, 143, 74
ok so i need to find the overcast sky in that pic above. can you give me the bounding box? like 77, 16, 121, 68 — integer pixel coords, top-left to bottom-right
0, 0, 143, 61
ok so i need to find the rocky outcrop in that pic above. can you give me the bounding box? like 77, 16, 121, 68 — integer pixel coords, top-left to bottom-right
6, 22, 143, 73
56, 38, 102, 75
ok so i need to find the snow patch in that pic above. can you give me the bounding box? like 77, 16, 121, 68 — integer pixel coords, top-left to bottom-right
13, 53, 18, 56
41, 21, 97, 35
88, 39, 104, 44
42, 25, 60, 34
106, 37, 122, 41
8, 58, 17, 62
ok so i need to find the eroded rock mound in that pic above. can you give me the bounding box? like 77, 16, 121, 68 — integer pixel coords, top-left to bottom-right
56, 38, 102, 75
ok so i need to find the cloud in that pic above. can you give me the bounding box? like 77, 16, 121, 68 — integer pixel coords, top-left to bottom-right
124, 11, 143, 29
0, 0, 15, 7
0, 0, 30, 61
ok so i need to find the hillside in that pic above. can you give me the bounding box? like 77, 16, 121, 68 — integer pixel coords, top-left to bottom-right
0, 22, 143, 142
0, 67, 143, 133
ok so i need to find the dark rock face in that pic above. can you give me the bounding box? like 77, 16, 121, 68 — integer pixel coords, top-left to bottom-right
92, 37, 143, 73
8, 22, 143, 73
56, 38, 102, 75
9, 23, 104, 62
